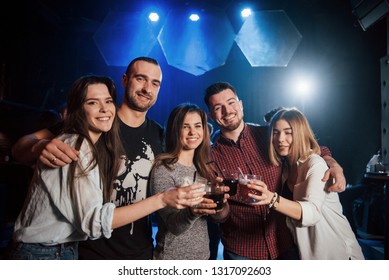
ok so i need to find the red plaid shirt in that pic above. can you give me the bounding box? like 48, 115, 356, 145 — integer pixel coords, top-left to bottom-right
211, 123, 332, 259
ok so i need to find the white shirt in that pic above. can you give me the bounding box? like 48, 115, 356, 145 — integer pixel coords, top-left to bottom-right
286, 153, 364, 259
13, 134, 116, 245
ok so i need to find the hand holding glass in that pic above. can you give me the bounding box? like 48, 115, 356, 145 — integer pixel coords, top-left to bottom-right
237, 174, 261, 203
204, 182, 225, 212
180, 175, 207, 202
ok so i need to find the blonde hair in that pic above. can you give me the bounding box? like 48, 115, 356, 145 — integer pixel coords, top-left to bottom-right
268, 108, 321, 166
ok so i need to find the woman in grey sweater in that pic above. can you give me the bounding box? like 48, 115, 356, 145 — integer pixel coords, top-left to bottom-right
150, 103, 222, 260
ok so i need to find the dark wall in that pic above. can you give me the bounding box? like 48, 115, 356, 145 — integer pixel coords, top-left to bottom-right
0, 0, 386, 185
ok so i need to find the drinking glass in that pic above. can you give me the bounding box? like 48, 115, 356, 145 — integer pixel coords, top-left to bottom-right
222, 171, 239, 196
180, 174, 207, 201
237, 174, 261, 203
204, 182, 225, 212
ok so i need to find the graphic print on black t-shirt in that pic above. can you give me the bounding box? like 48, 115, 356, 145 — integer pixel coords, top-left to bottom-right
113, 140, 153, 207
77, 118, 163, 259
111, 118, 164, 235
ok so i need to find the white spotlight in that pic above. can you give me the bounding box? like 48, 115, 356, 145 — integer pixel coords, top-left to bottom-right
148, 12, 159, 22
241, 8, 252, 18
295, 78, 312, 97
189, 14, 200, 21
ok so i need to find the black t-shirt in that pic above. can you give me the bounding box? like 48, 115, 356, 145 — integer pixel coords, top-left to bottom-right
78, 117, 164, 259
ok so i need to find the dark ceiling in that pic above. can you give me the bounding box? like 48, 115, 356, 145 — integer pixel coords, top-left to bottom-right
3, 0, 375, 102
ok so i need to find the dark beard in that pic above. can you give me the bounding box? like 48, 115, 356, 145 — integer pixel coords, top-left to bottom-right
223, 117, 242, 131
124, 93, 150, 112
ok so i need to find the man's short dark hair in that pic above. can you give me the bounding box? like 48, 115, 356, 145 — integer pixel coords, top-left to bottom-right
264, 107, 285, 123
125, 57, 159, 74
204, 82, 237, 108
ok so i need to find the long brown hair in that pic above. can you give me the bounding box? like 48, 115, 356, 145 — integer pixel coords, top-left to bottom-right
153, 103, 212, 179
61, 75, 124, 202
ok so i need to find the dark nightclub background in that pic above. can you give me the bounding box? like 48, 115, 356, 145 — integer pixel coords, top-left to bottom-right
0, 0, 386, 186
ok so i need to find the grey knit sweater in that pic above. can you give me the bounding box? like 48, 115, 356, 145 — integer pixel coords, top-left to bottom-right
150, 162, 210, 260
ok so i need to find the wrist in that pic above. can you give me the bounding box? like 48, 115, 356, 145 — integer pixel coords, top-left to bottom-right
31, 139, 48, 155
269, 192, 280, 209
158, 191, 168, 208
323, 155, 342, 170
211, 202, 229, 220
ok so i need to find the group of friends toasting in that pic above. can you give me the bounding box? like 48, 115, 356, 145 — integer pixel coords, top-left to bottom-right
5, 56, 364, 260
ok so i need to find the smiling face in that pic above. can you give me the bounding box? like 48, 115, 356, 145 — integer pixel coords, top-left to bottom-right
272, 119, 293, 157
207, 88, 244, 132
121, 60, 162, 112
180, 112, 204, 151
84, 83, 116, 143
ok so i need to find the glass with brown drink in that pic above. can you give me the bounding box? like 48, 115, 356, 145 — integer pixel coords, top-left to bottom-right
204, 182, 225, 212
222, 171, 239, 196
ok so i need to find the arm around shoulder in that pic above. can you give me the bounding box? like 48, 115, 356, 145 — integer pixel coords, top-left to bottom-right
11, 129, 54, 165
321, 154, 346, 192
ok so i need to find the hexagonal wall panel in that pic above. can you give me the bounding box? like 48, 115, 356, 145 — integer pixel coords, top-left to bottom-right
235, 10, 302, 67
158, 7, 235, 76
93, 11, 158, 67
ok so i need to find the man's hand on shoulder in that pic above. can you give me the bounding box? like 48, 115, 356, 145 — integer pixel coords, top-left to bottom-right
12, 128, 80, 168
39, 138, 79, 168
322, 155, 346, 193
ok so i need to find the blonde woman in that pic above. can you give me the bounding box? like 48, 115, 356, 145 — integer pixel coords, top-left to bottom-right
257, 108, 364, 260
